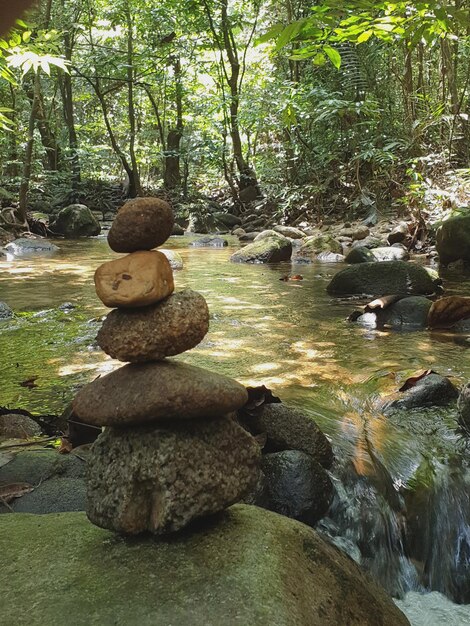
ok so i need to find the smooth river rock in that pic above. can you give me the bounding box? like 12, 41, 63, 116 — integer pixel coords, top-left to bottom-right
0, 506, 410, 626
87, 417, 260, 535
108, 197, 174, 253
73, 360, 249, 426
230, 236, 292, 264
97, 289, 209, 362
94, 250, 174, 308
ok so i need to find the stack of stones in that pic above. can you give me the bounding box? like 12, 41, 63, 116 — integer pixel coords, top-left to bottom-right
73, 197, 260, 535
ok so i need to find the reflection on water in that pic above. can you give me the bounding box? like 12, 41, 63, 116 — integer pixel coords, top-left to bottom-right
1, 236, 470, 622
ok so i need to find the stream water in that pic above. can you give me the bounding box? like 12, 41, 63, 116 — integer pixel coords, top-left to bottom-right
1, 235, 470, 624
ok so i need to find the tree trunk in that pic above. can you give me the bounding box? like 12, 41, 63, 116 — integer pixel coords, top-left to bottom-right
163, 58, 183, 189
60, 31, 81, 187
125, 4, 142, 196
19, 73, 40, 222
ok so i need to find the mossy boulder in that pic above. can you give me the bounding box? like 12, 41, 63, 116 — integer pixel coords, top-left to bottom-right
230, 236, 292, 263
375, 296, 432, 329
327, 261, 439, 297
0, 505, 409, 626
50, 204, 101, 238
296, 235, 343, 262
345, 246, 376, 264
436, 214, 470, 265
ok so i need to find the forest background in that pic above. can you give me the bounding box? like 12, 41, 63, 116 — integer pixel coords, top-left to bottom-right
0, 0, 469, 228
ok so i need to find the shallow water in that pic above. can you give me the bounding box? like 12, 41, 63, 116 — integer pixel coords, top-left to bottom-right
1, 235, 470, 624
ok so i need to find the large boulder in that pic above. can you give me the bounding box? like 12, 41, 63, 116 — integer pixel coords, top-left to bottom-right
243, 404, 333, 468
73, 360, 248, 426
49, 204, 101, 238
254, 450, 333, 525
97, 289, 209, 362
327, 261, 439, 297
382, 373, 459, 415
230, 237, 292, 264
345, 246, 376, 264
213, 212, 242, 227
87, 417, 260, 535
436, 214, 470, 265
374, 296, 432, 329
0, 506, 410, 626
5, 237, 59, 256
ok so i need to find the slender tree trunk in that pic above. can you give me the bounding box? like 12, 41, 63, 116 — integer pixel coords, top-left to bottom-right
125, 4, 142, 196
19, 73, 40, 222
60, 31, 81, 187
164, 58, 183, 189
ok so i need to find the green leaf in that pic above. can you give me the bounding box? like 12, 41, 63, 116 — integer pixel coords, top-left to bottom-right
312, 52, 326, 66
357, 30, 373, 43
323, 45, 341, 69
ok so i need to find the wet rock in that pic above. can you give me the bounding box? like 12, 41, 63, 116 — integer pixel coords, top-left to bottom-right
190, 236, 228, 247
5, 237, 59, 256
316, 251, 345, 263
108, 197, 174, 253
345, 246, 376, 264
0, 505, 410, 626
87, 417, 260, 535
340, 225, 370, 241
296, 235, 342, 262
371, 246, 409, 262
213, 212, 242, 227
387, 223, 409, 245
230, 236, 292, 264
0, 301, 13, 319
58, 301, 76, 311
457, 382, 470, 432
327, 261, 439, 297
382, 373, 458, 414
3, 477, 86, 514
374, 296, 432, 329
253, 450, 333, 525
73, 360, 248, 426
171, 223, 185, 236
0, 414, 41, 438
94, 250, 174, 308
273, 225, 305, 239
244, 404, 333, 468
49, 204, 101, 238
159, 248, 183, 270
254, 229, 289, 242
232, 227, 246, 237
238, 231, 259, 241
97, 289, 209, 362
436, 214, 470, 265
0, 449, 86, 485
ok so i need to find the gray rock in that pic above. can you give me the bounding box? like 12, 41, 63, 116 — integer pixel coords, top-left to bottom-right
238, 231, 259, 241
230, 237, 292, 264
159, 248, 184, 270
49, 204, 101, 238
191, 236, 228, 247
316, 251, 345, 263
295, 235, 343, 262
0, 505, 410, 626
273, 225, 305, 239
4, 477, 86, 514
87, 417, 260, 535
0, 301, 13, 319
254, 450, 333, 525
340, 225, 370, 240
327, 261, 439, 297
0, 414, 41, 438
0, 449, 86, 485
387, 223, 408, 245
436, 214, 470, 265
245, 404, 333, 468
5, 237, 59, 256
213, 212, 242, 227
374, 296, 432, 329
73, 360, 249, 426
382, 373, 459, 414
254, 229, 288, 242
371, 246, 409, 262
97, 289, 209, 362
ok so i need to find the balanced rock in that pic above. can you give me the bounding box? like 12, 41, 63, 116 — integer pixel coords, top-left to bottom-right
97, 289, 209, 362
94, 250, 174, 308
108, 197, 174, 253
73, 360, 248, 426
87, 416, 260, 535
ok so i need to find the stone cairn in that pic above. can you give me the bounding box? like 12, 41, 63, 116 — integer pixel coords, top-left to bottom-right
73, 198, 260, 535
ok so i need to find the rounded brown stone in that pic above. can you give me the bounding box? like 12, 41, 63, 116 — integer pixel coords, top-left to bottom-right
108, 197, 174, 253
73, 360, 249, 426
97, 289, 209, 362
94, 250, 174, 308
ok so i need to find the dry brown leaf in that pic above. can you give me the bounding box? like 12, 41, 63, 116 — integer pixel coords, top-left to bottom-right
399, 369, 435, 392
19, 376, 38, 389
427, 296, 470, 329
0, 482, 34, 504
58, 438, 73, 454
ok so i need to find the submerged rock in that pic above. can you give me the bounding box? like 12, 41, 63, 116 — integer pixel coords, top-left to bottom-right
97, 289, 209, 362
0, 505, 411, 626
190, 236, 228, 247
230, 236, 292, 264
87, 417, 260, 535
5, 237, 59, 256
327, 261, 439, 297
382, 373, 459, 414
73, 360, 248, 426
49, 204, 101, 238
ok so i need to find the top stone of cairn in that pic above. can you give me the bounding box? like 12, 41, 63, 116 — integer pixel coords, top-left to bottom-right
108, 197, 175, 253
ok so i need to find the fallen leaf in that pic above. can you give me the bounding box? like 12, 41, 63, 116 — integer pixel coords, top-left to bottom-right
279, 274, 303, 282
0, 482, 34, 504
58, 438, 73, 454
399, 370, 435, 392
427, 296, 470, 329
19, 376, 38, 389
